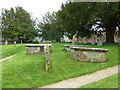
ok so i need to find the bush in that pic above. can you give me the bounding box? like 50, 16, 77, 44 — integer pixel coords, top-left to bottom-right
32, 40, 40, 44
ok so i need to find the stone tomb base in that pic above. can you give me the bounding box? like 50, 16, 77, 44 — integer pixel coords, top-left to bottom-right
25, 44, 52, 55
71, 47, 108, 62
64, 45, 90, 51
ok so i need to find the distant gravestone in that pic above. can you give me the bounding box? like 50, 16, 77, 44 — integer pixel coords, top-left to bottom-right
101, 34, 106, 43
114, 30, 120, 43
97, 35, 103, 46
44, 45, 50, 71
72, 34, 77, 45
91, 34, 96, 45
78, 37, 82, 44
14, 41, 16, 46
21, 40, 23, 44
82, 37, 87, 44
5, 40, 8, 45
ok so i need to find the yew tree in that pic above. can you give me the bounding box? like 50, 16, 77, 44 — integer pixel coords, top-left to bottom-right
1, 6, 37, 42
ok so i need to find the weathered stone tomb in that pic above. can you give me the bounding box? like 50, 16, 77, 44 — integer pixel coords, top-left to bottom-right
25, 44, 52, 55
71, 47, 108, 62
64, 45, 90, 51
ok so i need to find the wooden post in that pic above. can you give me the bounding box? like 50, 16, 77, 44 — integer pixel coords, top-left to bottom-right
44, 45, 50, 71
14, 41, 16, 46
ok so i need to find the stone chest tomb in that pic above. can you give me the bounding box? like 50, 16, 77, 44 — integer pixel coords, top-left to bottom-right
70, 47, 108, 62
25, 44, 52, 55
64, 45, 90, 51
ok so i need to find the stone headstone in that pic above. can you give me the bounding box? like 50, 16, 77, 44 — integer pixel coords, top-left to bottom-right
21, 40, 23, 44
5, 40, 8, 45
91, 34, 96, 45
101, 34, 106, 43
97, 35, 103, 46
78, 37, 82, 44
72, 34, 77, 45
82, 37, 87, 44
44, 45, 50, 71
14, 41, 16, 46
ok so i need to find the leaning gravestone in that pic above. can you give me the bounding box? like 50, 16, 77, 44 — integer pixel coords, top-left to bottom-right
44, 45, 50, 71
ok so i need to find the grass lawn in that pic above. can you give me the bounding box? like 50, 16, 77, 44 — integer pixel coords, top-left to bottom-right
80, 73, 119, 88
0, 63, 1, 89
2, 42, 119, 88
0, 44, 26, 59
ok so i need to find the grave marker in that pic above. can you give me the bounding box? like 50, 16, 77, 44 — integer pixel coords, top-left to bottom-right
14, 41, 16, 46
5, 40, 8, 45
72, 34, 77, 45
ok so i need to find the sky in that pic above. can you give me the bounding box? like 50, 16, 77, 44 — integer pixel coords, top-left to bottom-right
0, 0, 67, 19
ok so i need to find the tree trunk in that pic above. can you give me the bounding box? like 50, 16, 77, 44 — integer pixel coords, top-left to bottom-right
106, 29, 115, 43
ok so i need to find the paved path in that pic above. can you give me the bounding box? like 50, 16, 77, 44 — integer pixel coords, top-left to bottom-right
40, 65, 119, 88
0, 55, 15, 62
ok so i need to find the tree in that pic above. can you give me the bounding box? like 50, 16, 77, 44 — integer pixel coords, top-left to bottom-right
1, 6, 37, 42
57, 2, 97, 39
58, 2, 119, 43
95, 2, 119, 43
38, 11, 63, 42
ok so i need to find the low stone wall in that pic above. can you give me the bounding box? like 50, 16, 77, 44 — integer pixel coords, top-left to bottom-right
71, 47, 108, 62
25, 44, 52, 55
64, 45, 90, 51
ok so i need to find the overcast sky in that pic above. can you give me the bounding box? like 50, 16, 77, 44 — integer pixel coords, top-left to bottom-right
0, 0, 67, 19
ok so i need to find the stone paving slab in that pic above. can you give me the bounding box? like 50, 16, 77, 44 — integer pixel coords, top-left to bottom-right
40, 65, 119, 88
0, 55, 15, 62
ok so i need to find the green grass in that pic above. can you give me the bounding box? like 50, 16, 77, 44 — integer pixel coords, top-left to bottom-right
80, 73, 119, 88
0, 44, 26, 59
0, 63, 2, 89
2, 42, 119, 88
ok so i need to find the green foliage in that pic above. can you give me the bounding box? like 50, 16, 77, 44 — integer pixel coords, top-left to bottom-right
80, 73, 119, 88
38, 11, 64, 42
0, 63, 1, 90
58, 2, 97, 38
2, 43, 118, 88
58, 2, 119, 42
1, 6, 37, 42
0, 44, 25, 59
95, 2, 119, 43
32, 40, 40, 44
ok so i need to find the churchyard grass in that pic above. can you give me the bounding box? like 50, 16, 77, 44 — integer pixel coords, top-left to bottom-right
2, 42, 119, 88
0, 44, 26, 59
80, 73, 119, 88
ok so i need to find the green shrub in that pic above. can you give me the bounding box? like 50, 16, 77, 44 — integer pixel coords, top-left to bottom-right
32, 40, 40, 44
